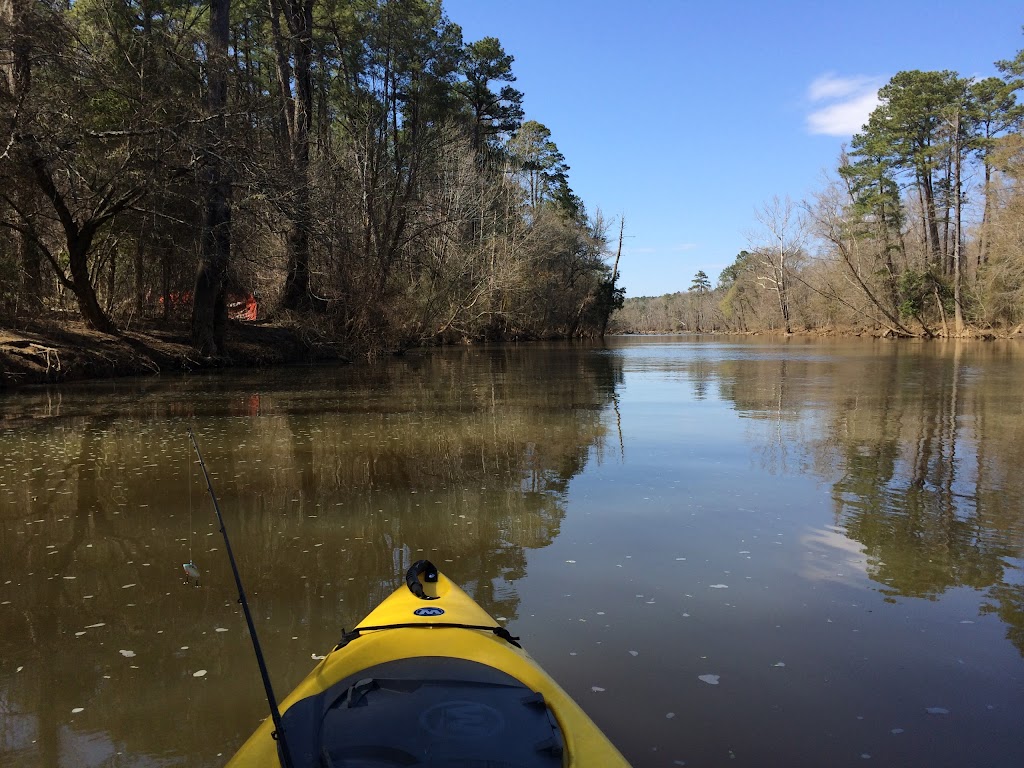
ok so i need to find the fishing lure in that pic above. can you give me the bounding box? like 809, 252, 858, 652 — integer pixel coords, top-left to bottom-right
182, 560, 200, 586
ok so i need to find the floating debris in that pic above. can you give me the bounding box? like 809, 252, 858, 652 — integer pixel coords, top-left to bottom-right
121, 584, 136, 589
666, 712, 675, 719
311, 653, 327, 661
629, 651, 639, 657
565, 560, 576, 564
773, 662, 786, 667
698, 674, 720, 685
591, 686, 605, 693
85, 623, 105, 629
709, 584, 729, 589
119, 650, 136, 658
215, 627, 229, 633
925, 707, 949, 715
71, 707, 84, 714
891, 728, 904, 734
193, 670, 207, 677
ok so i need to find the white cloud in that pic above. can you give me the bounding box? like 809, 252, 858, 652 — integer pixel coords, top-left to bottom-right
805, 73, 884, 137
808, 73, 874, 102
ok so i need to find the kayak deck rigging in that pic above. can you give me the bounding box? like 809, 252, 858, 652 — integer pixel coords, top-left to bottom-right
226, 560, 631, 767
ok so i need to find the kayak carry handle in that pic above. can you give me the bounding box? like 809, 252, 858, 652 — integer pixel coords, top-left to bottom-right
406, 559, 440, 600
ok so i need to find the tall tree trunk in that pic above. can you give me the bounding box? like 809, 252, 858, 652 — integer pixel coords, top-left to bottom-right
777, 268, 792, 334
191, 0, 232, 355
67, 234, 118, 334
922, 171, 942, 266
978, 160, 992, 268
16, 188, 43, 306
600, 217, 624, 337
273, 0, 315, 311
27, 149, 121, 334
3, 0, 43, 308
951, 110, 964, 334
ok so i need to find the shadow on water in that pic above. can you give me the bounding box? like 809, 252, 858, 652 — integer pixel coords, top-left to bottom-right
0, 344, 624, 767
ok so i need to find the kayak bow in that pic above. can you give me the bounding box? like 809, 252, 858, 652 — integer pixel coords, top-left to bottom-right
226, 560, 630, 767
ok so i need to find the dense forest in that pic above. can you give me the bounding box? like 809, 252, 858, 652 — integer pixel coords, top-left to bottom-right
613, 43, 1024, 338
0, 0, 622, 356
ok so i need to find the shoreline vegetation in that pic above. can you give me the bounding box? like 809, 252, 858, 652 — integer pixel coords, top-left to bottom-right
1, 1, 624, 380
610, 45, 1024, 340
3, 6, 1023, 389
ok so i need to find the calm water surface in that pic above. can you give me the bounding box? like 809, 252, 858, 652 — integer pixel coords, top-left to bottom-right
1, 337, 1023, 767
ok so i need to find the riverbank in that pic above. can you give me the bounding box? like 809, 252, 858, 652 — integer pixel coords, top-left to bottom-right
0, 320, 344, 390
612, 323, 1024, 340
3, 320, 1020, 391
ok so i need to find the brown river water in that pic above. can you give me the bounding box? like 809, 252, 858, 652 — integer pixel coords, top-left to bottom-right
1, 337, 1022, 767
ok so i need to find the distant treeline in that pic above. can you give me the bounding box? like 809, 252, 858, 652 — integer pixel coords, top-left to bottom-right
613, 44, 1024, 338
0, 0, 621, 354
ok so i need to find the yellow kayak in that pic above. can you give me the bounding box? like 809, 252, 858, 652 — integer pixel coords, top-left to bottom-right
227, 560, 631, 767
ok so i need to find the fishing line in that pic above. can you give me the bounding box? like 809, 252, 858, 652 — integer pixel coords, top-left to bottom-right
182, 429, 200, 586
188, 430, 193, 562
187, 428, 293, 766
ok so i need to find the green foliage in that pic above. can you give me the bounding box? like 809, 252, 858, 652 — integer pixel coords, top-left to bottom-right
840, 143, 903, 233
897, 268, 952, 320
459, 36, 524, 152
718, 251, 752, 288
508, 120, 572, 213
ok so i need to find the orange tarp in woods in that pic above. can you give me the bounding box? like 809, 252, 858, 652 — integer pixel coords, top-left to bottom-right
228, 294, 257, 321
155, 291, 257, 320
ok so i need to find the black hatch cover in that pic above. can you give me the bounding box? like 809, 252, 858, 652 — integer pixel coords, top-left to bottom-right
279, 656, 565, 768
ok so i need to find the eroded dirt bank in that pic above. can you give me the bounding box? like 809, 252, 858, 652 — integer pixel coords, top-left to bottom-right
0, 320, 342, 390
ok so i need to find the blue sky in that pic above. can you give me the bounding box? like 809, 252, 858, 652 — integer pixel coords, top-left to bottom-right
442, 0, 1024, 298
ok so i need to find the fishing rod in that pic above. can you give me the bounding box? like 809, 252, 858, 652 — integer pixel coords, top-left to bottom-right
187, 428, 294, 768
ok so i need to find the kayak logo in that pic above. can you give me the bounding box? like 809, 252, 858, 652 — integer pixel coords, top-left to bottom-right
414, 607, 445, 617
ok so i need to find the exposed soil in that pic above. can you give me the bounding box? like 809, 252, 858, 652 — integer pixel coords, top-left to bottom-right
0, 319, 344, 391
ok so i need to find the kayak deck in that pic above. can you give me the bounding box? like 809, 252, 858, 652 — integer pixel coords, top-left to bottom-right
226, 562, 630, 767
